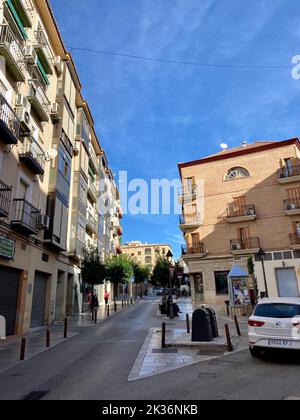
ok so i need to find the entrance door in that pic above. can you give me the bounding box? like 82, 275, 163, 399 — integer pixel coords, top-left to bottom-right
276, 268, 299, 297
30, 272, 47, 328
0, 266, 20, 336
194, 273, 204, 303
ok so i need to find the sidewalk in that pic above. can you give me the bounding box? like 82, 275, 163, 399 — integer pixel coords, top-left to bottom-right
0, 299, 136, 375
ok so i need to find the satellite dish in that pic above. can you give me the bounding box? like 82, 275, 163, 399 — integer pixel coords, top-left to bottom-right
220, 143, 228, 150
45, 148, 58, 161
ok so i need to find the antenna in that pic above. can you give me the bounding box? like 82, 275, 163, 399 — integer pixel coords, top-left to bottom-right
220, 143, 228, 151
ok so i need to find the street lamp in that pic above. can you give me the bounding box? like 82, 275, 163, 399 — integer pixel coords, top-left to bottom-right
256, 248, 269, 298
166, 250, 175, 319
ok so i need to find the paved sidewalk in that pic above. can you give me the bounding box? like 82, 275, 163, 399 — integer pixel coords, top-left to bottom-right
0, 299, 136, 374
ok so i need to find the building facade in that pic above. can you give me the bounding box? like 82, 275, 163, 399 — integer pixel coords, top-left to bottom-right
0, 0, 122, 337
178, 139, 300, 305
123, 241, 172, 272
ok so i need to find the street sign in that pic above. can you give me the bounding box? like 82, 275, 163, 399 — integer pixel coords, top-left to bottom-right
0, 236, 15, 259
131, 276, 135, 283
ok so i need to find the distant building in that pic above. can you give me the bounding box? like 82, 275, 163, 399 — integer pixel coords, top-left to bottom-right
178, 139, 300, 304
122, 241, 172, 272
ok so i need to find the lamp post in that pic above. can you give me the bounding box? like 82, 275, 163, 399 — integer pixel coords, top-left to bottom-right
256, 248, 269, 298
166, 250, 175, 320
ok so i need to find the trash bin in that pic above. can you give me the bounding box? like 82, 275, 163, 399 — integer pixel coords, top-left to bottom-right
205, 308, 219, 338
192, 309, 213, 342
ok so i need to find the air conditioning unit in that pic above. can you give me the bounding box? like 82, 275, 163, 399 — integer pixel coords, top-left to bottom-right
23, 45, 37, 65
231, 243, 241, 251
15, 95, 31, 134
50, 102, 61, 122
246, 209, 255, 216
54, 56, 63, 75
37, 214, 50, 230
286, 203, 296, 211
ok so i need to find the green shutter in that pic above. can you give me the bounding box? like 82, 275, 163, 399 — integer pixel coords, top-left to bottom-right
6, 0, 28, 40
36, 56, 50, 86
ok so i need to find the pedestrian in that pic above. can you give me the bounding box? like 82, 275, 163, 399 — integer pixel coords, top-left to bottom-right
88, 291, 99, 320
104, 291, 109, 306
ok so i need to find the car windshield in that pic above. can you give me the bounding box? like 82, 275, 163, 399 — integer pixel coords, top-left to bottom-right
254, 303, 300, 319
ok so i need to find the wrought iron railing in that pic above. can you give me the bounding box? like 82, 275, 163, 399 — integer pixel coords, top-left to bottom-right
0, 92, 21, 142
284, 198, 300, 211
178, 185, 197, 197
230, 237, 260, 251
0, 180, 12, 217
28, 79, 50, 112
19, 136, 46, 173
278, 165, 300, 179
181, 243, 204, 255
11, 199, 40, 232
227, 204, 256, 218
180, 213, 202, 225
290, 233, 300, 246
0, 23, 25, 71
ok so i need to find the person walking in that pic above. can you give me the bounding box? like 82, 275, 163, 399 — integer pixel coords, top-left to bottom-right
104, 291, 109, 306
88, 291, 99, 320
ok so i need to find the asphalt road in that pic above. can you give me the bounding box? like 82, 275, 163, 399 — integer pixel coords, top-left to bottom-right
0, 299, 300, 400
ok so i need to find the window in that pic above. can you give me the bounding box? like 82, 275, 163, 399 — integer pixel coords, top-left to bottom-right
215, 271, 229, 295
225, 167, 250, 181
145, 248, 152, 256
138, 251, 142, 256
145, 256, 152, 264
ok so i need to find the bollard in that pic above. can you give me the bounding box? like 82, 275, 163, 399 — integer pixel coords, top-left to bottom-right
186, 314, 190, 334
107, 305, 110, 318
234, 315, 241, 337
122, 300, 124, 309
94, 308, 98, 324
64, 317, 68, 339
225, 324, 233, 352
114, 302, 117, 313
20, 337, 26, 361
225, 300, 230, 317
161, 322, 166, 349
131, 297, 133, 305
46, 329, 51, 348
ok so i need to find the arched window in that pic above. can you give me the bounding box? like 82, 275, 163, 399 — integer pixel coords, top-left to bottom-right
225, 167, 250, 181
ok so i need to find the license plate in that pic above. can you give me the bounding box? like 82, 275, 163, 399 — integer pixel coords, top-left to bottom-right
268, 340, 292, 347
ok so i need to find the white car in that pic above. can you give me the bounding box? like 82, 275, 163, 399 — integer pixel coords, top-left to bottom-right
248, 298, 300, 358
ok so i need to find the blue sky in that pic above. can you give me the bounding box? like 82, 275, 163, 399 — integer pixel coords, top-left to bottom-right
51, 0, 300, 257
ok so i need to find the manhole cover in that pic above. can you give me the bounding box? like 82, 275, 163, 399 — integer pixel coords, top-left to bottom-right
22, 391, 49, 401
152, 348, 178, 354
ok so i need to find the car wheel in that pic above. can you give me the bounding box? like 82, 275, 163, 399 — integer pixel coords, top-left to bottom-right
249, 347, 261, 358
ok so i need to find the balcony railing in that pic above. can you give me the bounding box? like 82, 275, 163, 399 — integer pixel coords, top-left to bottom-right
0, 93, 21, 144
86, 212, 98, 234
227, 204, 256, 219
179, 213, 202, 225
89, 146, 99, 175
28, 79, 50, 122
11, 198, 41, 234
290, 233, 300, 246
178, 185, 197, 197
278, 165, 300, 180
34, 29, 53, 74
182, 243, 204, 255
284, 198, 300, 211
19, 136, 46, 175
0, 23, 25, 81
230, 237, 260, 252
0, 180, 12, 217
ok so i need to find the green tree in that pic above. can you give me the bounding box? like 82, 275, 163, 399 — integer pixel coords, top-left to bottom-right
105, 254, 134, 296
81, 245, 106, 287
151, 257, 170, 287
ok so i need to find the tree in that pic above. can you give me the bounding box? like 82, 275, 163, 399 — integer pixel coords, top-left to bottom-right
151, 257, 170, 287
81, 245, 106, 287
105, 254, 134, 296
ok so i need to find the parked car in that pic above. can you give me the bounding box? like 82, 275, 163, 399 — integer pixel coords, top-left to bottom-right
248, 298, 300, 358
155, 288, 164, 296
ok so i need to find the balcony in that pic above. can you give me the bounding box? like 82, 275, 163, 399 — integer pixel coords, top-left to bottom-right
0, 93, 20, 144
19, 136, 46, 175
11, 199, 41, 235
181, 243, 205, 256
179, 213, 202, 231
27, 79, 50, 122
284, 198, 300, 216
116, 226, 123, 237
116, 244, 123, 255
227, 204, 256, 223
89, 146, 99, 175
87, 178, 98, 203
33, 30, 53, 75
178, 185, 198, 204
230, 237, 260, 255
0, 180, 12, 217
86, 212, 98, 235
290, 233, 300, 250
278, 165, 300, 184
0, 23, 25, 81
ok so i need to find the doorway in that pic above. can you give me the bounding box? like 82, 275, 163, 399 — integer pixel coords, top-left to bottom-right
276, 268, 299, 297
194, 273, 204, 303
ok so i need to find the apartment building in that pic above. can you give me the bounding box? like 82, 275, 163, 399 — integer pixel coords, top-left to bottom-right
123, 241, 172, 272
178, 138, 300, 304
0, 0, 122, 336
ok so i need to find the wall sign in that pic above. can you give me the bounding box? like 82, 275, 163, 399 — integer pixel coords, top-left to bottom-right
0, 236, 15, 259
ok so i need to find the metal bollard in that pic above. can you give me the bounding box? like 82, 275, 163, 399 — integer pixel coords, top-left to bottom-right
131, 297, 133, 305
20, 337, 26, 361
94, 308, 98, 324
114, 302, 117, 312
225, 324, 233, 352
186, 314, 190, 334
107, 305, 110, 318
46, 329, 51, 348
225, 300, 230, 317
122, 300, 124, 309
234, 315, 241, 337
161, 322, 166, 349
64, 317, 68, 339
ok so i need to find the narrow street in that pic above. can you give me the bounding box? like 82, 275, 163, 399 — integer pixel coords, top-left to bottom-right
0, 298, 300, 401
